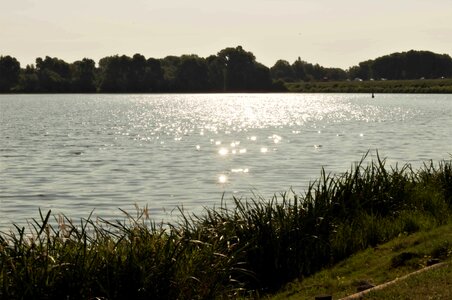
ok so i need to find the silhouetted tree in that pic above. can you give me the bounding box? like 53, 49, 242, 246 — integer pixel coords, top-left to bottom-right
311, 64, 325, 80
145, 58, 164, 92
17, 65, 39, 92
292, 58, 308, 81
160, 56, 181, 91
350, 50, 452, 80
71, 58, 96, 92
174, 55, 209, 92
98, 55, 132, 92
3, 48, 450, 93
97, 54, 165, 92
249, 62, 272, 90
270, 60, 295, 81
206, 55, 226, 91
348, 60, 372, 80
217, 46, 271, 91
0, 55, 21, 92
35, 56, 71, 92
128, 54, 148, 92
218, 46, 254, 91
324, 68, 347, 81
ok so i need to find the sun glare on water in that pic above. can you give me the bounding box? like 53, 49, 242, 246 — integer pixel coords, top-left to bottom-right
218, 174, 228, 183
218, 148, 229, 156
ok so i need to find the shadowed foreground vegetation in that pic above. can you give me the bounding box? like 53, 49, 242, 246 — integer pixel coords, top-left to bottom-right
1, 154, 451, 299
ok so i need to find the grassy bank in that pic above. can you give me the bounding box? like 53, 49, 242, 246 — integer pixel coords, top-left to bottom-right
1, 153, 451, 299
285, 78, 452, 93
364, 261, 452, 299
271, 223, 452, 299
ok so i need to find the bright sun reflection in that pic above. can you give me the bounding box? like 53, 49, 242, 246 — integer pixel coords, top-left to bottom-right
218, 148, 228, 156
269, 134, 282, 144
231, 168, 249, 173
218, 174, 227, 183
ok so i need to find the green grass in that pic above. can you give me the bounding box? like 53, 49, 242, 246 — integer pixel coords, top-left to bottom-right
1, 153, 451, 299
285, 78, 452, 93
269, 223, 452, 299
364, 262, 452, 299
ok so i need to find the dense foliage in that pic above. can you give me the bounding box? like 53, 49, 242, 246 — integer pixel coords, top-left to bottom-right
0, 46, 274, 93
348, 50, 452, 80
1, 154, 451, 299
1, 48, 451, 93
0, 56, 20, 92
270, 58, 348, 82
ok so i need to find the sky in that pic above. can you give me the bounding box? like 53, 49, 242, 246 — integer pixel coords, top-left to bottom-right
1, 0, 451, 69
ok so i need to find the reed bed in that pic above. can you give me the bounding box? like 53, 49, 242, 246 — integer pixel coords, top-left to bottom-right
285, 78, 452, 93
1, 153, 451, 299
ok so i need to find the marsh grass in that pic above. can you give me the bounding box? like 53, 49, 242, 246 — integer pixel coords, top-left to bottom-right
285, 78, 452, 93
1, 153, 451, 299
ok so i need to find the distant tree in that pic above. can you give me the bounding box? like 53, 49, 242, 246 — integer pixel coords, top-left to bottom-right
71, 58, 96, 92
357, 50, 452, 80
270, 60, 295, 81
348, 60, 372, 80
218, 46, 254, 91
292, 58, 308, 81
403, 50, 452, 79
376, 53, 406, 79
248, 62, 272, 90
128, 53, 148, 92
98, 54, 167, 92
98, 55, 131, 92
310, 64, 325, 80
16, 65, 39, 92
217, 46, 271, 91
324, 68, 347, 81
145, 58, 164, 92
434, 53, 452, 78
347, 66, 361, 80
206, 55, 226, 91
160, 56, 181, 91
291, 59, 325, 81
174, 55, 209, 92
4, 48, 450, 93
0, 55, 21, 92
35, 56, 71, 92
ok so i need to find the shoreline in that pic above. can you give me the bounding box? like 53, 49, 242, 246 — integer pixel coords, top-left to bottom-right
1, 156, 451, 299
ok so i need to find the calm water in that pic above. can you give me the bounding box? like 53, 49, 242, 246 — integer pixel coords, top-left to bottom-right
1, 94, 451, 230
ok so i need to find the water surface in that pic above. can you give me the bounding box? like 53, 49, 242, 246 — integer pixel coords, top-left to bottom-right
1, 94, 451, 229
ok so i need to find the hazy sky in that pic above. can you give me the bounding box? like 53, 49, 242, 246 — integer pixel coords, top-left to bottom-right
1, 0, 451, 69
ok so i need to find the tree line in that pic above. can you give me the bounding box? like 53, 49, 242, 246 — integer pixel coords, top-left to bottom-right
1, 47, 451, 93
347, 50, 452, 80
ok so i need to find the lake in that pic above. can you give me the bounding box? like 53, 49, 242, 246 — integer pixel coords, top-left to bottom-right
1, 93, 451, 230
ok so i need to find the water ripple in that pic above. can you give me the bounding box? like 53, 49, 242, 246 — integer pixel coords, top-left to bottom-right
0, 94, 451, 230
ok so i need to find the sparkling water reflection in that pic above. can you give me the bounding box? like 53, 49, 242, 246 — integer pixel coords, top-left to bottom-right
1, 94, 451, 230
